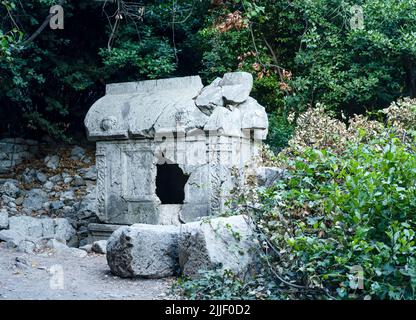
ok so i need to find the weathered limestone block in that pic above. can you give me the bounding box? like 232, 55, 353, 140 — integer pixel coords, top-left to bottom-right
8, 216, 43, 238
220, 72, 253, 104
0, 138, 38, 173
179, 215, 255, 278
204, 107, 242, 137
106, 224, 180, 278
85, 74, 269, 225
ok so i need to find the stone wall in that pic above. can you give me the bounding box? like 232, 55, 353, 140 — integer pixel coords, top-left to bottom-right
0, 138, 39, 174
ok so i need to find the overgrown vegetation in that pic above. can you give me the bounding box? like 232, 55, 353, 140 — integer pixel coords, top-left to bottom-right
2, 0, 416, 300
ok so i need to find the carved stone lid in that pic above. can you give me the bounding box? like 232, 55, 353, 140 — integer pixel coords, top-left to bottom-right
85, 72, 268, 140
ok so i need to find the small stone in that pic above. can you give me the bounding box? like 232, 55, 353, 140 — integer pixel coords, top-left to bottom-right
50, 200, 64, 211
0, 209, 8, 229
47, 239, 87, 258
17, 240, 36, 254
79, 244, 93, 253
44, 155, 60, 170
73, 175, 85, 187
21, 169, 34, 184
63, 177, 73, 184
0, 229, 24, 248
36, 171, 48, 184
0, 181, 20, 198
82, 157, 92, 164
81, 166, 97, 181
92, 240, 107, 254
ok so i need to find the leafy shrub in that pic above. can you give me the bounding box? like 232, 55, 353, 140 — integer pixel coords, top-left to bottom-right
180, 98, 416, 300
248, 99, 416, 299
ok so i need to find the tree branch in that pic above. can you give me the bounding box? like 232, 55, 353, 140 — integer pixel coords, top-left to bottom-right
22, 0, 65, 47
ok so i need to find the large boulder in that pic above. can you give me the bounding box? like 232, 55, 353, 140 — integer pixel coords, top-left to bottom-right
179, 215, 255, 278
107, 224, 180, 279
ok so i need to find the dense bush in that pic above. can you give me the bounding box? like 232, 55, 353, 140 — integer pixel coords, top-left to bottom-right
177, 98, 416, 300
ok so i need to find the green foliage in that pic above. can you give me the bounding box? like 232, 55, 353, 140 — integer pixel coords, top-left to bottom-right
253, 111, 416, 299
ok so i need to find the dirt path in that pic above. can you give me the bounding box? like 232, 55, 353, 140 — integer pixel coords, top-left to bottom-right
0, 243, 176, 300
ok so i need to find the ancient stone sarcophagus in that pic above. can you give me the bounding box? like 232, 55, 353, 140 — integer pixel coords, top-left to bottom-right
85, 72, 268, 226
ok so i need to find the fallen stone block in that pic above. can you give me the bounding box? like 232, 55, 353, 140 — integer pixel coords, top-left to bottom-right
107, 224, 180, 279
179, 215, 255, 278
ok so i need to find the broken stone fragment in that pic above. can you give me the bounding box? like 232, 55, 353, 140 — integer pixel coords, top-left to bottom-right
44, 155, 60, 170
92, 240, 107, 254
178, 215, 255, 278
0, 229, 25, 248
194, 77, 224, 115
220, 72, 253, 104
106, 224, 180, 279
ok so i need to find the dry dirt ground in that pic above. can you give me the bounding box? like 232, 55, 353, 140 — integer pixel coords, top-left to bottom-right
0, 243, 176, 300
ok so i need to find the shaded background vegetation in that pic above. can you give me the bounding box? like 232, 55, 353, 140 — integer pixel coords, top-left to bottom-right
1, 0, 416, 150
